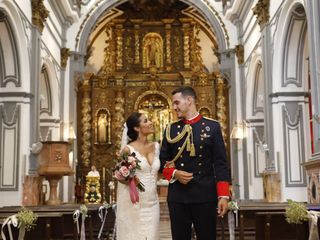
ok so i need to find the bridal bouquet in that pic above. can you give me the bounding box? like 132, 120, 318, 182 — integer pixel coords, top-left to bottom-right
113, 152, 145, 204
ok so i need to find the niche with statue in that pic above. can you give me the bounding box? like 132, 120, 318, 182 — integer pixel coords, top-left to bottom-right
95, 108, 111, 144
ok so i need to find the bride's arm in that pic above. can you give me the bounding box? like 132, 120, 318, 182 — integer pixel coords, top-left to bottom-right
121, 146, 131, 155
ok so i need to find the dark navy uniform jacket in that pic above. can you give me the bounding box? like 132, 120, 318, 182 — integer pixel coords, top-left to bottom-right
160, 116, 230, 203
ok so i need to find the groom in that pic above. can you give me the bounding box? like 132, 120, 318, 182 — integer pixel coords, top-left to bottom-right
160, 86, 230, 240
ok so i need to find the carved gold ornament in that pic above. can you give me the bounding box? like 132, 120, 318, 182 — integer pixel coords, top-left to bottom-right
81, 75, 92, 167
61, 48, 70, 70
216, 75, 228, 146
252, 0, 270, 27
235, 44, 244, 65
31, 0, 49, 32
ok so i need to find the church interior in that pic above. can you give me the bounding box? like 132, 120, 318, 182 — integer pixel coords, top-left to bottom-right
0, 0, 320, 239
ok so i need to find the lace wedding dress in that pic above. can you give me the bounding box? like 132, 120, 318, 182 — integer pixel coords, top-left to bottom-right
116, 142, 160, 240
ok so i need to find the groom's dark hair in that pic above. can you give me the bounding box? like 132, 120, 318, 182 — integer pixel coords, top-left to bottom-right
172, 86, 197, 101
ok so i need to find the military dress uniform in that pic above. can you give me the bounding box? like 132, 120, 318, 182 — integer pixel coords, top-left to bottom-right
160, 114, 230, 240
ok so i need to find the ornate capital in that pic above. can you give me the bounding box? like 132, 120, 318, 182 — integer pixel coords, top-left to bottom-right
235, 44, 244, 65
31, 0, 49, 32
252, 0, 270, 28
61, 48, 70, 70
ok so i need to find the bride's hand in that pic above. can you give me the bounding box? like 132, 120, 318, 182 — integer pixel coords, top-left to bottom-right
118, 179, 128, 185
134, 176, 140, 186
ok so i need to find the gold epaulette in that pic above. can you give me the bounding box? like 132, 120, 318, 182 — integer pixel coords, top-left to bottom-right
203, 116, 219, 122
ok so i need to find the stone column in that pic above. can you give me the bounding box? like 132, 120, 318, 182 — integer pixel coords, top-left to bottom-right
181, 20, 191, 69
29, 0, 49, 174
114, 90, 125, 150
114, 21, 125, 70
253, 0, 275, 170
163, 19, 174, 67
216, 75, 228, 147
132, 20, 143, 65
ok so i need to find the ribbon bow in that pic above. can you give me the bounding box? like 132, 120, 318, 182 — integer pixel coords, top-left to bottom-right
73, 208, 87, 240
1, 214, 26, 240
307, 210, 320, 240
97, 204, 110, 239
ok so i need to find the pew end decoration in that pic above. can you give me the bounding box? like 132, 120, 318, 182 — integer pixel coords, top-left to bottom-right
1, 207, 38, 240
285, 199, 320, 240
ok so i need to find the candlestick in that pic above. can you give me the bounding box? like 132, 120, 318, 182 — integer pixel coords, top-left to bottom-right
102, 167, 106, 202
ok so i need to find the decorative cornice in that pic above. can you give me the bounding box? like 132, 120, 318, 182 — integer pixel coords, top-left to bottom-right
31, 0, 49, 32
235, 44, 244, 65
61, 48, 70, 70
252, 0, 270, 28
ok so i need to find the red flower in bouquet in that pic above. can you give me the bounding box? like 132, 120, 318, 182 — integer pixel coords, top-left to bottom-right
112, 152, 145, 203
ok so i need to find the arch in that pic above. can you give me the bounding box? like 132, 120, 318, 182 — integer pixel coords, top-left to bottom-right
39, 65, 52, 115
246, 49, 263, 119
134, 90, 172, 110
40, 59, 60, 119
0, 10, 19, 87
76, 0, 227, 55
272, 0, 306, 91
0, 1, 30, 90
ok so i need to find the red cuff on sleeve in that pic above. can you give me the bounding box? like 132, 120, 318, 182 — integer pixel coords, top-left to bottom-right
217, 181, 230, 197
163, 168, 175, 181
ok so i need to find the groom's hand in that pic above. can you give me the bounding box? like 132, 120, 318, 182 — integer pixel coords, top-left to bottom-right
217, 198, 229, 217
175, 170, 193, 184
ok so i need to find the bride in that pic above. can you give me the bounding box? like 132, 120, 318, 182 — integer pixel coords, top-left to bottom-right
116, 112, 160, 240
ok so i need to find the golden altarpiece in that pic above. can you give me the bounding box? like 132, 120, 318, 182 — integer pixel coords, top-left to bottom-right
76, 7, 229, 202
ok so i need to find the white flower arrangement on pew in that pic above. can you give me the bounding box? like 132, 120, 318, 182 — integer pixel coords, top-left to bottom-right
1, 207, 37, 240
285, 199, 320, 240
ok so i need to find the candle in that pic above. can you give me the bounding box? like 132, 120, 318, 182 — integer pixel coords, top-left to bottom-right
102, 167, 106, 202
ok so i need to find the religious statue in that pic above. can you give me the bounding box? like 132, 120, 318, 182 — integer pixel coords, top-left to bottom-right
87, 165, 100, 177
148, 43, 157, 66
143, 33, 163, 69
98, 113, 108, 143
85, 167, 101, 204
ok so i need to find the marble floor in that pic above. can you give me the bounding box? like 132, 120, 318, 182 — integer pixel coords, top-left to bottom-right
159, 220, 172, 240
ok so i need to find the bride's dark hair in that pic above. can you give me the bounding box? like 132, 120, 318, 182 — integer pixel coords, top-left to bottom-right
126, 112, 142, 142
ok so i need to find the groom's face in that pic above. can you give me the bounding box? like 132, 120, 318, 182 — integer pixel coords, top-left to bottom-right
172, 92, 190, 119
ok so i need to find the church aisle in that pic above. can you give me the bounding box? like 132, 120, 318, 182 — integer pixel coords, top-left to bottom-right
159, 219, 172, 240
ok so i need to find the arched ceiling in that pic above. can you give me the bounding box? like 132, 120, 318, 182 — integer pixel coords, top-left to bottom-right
84, 0, 221, 73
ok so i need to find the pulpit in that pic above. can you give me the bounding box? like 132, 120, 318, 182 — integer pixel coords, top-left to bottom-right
38, 141, 72, 205
302, 158, 320, 203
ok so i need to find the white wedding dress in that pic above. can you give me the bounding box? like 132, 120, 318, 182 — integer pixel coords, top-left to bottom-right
116, 142, 160, 240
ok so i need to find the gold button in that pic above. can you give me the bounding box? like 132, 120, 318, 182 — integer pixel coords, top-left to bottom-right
177, 132, 180, 134
200, 146, 203, 149
198, 162, 202, 166
199, 155, 202, 158
178, 147, 181, 150
180, 155, 183, 158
